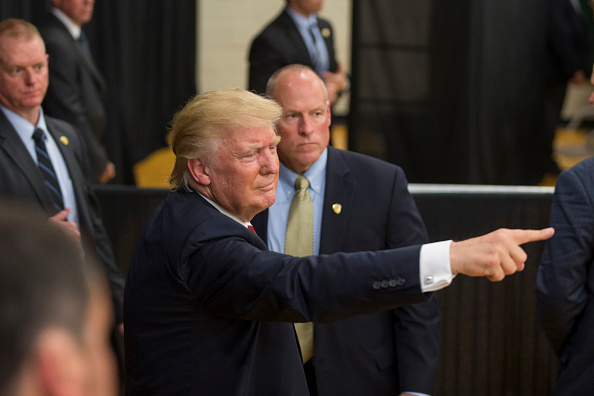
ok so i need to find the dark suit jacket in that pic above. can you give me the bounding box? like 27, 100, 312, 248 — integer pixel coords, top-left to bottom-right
248, 8, 338, 95
545, 0, 590, 81
0, 110, 124, 322
124, 190, 430, 395
537, 157, 594, 396
252, 147, 440, 395
39, 13, 110, 183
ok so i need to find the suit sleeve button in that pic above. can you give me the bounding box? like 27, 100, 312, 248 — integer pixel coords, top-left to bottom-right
396, 277, 406, 286
372, 281, 381, 290
388, 279, 397, 287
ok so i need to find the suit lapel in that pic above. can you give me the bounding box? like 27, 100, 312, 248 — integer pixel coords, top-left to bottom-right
280, 10, 316, 68
0, 111, 57, 213
75, 41, 107, 93
50, 15, 106, 94
319, 147, 355, 254
45, 117, 92, 230
318, 18, 336, 71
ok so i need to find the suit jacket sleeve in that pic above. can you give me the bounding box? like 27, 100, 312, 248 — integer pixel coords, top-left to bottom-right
41, 19, 110, 181
186, 220, 426, 323
537, 161, 594, 353
384, 167, 440, 393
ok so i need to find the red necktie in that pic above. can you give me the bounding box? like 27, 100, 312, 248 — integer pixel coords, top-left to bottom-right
248, 225, 257, 234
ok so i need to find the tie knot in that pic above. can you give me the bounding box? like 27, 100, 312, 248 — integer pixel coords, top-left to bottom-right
32, 128, 44, 143
294, 175, 309, 191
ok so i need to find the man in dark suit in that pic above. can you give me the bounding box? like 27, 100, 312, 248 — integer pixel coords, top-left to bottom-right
0, 18, 123, 334
248, 0, 348, 104
38, 0, 115, 184
251, 64, 439, 396
536, 66, 594, 395
124, 86, 553, 395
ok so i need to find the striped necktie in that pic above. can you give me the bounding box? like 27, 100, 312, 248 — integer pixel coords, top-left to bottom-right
32, 128, 64, 213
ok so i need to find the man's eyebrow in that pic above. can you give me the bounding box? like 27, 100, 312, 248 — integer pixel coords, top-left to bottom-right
237, 143, 263, 156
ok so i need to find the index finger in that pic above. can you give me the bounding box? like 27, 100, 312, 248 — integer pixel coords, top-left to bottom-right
510, 227, 554, 245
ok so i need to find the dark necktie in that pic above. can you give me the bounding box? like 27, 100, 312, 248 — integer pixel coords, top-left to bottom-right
285, 175, 314, 363
32, 128, 64, 213
78, 31, 91, 58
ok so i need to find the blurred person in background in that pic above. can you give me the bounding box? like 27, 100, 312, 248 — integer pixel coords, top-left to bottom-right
39, 0, 115, 184
248, 0, 348, 105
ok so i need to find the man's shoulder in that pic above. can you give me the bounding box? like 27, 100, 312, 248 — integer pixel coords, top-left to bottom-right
254, 9, 294, 39
568, 156, 594, 175
144, 192, 258, 249
558, 156, 594, 193
37, 13, 66, 36
329, 147, 403, 174
38, 14, 75, 54
316, 15, 333, 29
44, 115, 85, 151
45, 114, 78, 136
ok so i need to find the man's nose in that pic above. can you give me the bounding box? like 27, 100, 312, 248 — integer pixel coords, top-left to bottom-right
298, 115, 314, 135
24, 69, 35, 84
261, 149, 279, 174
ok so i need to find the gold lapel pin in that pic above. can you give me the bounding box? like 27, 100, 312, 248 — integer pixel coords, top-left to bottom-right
332, 203, 342, 214
321, 28, 331, 38
59, 136, 69, 145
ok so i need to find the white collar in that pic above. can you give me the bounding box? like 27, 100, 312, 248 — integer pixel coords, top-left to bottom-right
51, 8, 82, 39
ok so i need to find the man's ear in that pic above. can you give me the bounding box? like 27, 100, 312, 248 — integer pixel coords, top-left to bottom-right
187, 158, 211, 186
36, 328, 85, 396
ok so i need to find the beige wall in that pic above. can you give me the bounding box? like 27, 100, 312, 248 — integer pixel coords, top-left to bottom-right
198, 0, 352, 114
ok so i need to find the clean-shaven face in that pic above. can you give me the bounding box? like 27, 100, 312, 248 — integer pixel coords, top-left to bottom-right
0, 35, 48, 119
206, 125, 281, 221
273, 69, 331, 174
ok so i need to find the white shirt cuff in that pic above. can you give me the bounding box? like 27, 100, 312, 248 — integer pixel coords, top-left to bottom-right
419, 240, 455, 292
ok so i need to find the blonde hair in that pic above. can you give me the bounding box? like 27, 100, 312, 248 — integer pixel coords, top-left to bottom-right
168, 88, 282, 191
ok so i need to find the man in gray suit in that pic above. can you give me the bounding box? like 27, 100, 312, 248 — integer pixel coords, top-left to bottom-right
39, 0, 115, 184
0, 18, 123, 333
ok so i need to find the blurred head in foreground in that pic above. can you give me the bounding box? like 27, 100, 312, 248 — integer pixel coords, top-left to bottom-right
0, 202, 116, 396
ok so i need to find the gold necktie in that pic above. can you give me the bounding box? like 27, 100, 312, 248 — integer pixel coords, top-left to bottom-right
285, 175, 314, 363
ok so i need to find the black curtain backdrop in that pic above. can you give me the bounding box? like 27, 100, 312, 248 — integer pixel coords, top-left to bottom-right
349, 0, 548, 185
0, 0, 197, 184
